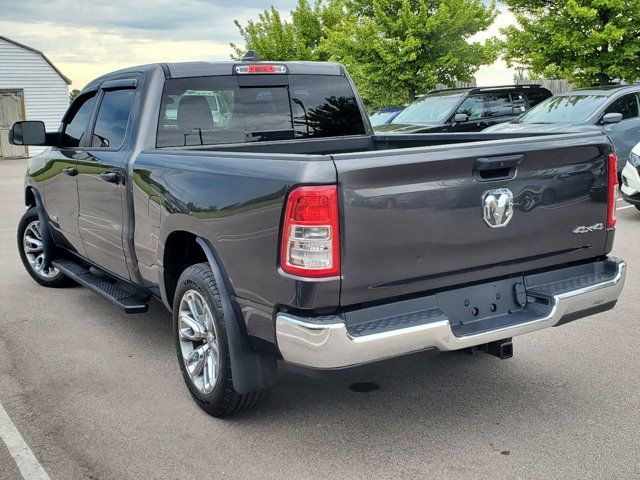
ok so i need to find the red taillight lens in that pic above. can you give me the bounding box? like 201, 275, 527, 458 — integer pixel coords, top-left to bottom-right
280, 185, 340, 278
607, 153, 618, 228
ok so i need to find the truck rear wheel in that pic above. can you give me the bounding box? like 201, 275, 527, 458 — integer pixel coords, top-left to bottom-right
17, 207, 73, 288
173, 263, 268, 417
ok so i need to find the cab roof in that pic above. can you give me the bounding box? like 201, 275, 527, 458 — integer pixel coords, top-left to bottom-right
84, 61, 345, 90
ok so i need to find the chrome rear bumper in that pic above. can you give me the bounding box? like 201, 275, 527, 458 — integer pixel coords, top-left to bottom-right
276, 258, 626, 369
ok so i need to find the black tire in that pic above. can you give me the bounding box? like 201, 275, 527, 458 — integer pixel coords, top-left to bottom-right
17, 207, 74, 288
173, 263, 268, 417
635, 205, 640, 211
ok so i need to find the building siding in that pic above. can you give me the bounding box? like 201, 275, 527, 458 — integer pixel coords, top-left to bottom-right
0, 38, 69, 156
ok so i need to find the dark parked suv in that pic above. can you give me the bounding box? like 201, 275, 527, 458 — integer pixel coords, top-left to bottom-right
376, 85, 552, 134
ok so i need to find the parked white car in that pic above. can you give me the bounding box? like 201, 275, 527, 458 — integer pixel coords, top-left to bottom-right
621, 141, 640, 210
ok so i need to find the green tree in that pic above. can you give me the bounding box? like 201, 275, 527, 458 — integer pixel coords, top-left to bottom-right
527, 64, 564, 82
69, 89, 80, 102
513, 67, 528, 84
323, 0, 499, 107
501, 0, 640, 87
230, 0, 343, 61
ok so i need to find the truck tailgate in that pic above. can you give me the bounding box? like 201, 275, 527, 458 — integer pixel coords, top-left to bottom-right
333, 133, 613, 307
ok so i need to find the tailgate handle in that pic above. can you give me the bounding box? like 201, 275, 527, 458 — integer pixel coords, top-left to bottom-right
473, 154, 524, 182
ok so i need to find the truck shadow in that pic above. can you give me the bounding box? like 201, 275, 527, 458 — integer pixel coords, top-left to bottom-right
133, 299, 581, 434
10, 282, 607, 475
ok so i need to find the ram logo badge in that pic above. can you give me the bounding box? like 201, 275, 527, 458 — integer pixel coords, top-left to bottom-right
572, 223, 604, 234
482, 188, 514, 228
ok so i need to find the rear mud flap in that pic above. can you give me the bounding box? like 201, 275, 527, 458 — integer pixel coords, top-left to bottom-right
196, 238, 278, 393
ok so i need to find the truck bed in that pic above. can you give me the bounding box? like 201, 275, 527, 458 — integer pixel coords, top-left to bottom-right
141, 130, 613, 310
159, 131, 554, 156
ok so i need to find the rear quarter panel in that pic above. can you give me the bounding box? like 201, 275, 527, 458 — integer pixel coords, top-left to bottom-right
131, 150, 338, 340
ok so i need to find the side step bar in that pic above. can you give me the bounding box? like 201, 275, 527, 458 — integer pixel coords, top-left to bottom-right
52, 259, 149, 314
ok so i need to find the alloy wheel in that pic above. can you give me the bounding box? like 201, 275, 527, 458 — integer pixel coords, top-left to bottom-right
178, 289, 220, 394
23, 220, 59, 278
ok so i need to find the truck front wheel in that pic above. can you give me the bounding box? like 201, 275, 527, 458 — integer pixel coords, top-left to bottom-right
17, 207, 73, 288
173, 263, 268, 417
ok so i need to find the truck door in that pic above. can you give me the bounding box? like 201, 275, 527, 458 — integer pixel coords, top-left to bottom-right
41, 92, 98, 256
76, 79, 137, 280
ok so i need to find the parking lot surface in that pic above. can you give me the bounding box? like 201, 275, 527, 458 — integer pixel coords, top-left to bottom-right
0, 158, 639, 480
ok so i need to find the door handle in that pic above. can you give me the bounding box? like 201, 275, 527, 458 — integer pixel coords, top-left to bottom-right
99, 171, 120, 184
62, 167, 78, 176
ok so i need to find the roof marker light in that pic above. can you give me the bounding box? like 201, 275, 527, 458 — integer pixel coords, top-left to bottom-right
235, 64, 287, 74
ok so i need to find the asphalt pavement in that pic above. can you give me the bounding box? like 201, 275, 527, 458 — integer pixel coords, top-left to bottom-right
0, 158, 638, 480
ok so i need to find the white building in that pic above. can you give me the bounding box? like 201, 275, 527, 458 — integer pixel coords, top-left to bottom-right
0, 36, 71, 158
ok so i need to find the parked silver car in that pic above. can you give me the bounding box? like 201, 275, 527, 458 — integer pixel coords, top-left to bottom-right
484, 85, 640, 172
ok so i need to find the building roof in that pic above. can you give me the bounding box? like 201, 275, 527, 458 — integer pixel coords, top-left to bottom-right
0, 35, 71, 85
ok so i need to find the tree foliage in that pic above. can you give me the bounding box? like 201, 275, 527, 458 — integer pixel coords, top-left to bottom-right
230, 0, 342, 61
232, 0, 499, 109
501, 0, 640, 86
69, 89, 80, 103
323, 0, 499, 107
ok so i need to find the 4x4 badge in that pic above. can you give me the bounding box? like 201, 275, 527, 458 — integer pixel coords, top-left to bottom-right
482, 188, 514, 228
572, 223, 604, 234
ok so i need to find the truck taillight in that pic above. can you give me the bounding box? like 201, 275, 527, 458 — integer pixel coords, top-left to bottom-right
607, 153, 618, 228
280, 185, 340, 278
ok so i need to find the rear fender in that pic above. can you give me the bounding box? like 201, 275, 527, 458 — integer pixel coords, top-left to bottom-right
195, 237, 278, 394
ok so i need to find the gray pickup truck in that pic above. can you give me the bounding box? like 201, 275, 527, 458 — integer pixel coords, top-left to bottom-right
10, 57, 626, 417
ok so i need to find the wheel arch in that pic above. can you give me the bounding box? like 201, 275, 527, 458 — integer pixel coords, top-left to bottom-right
25, 186, 36, 208
162, 229, 278, 394
162, 230, 209, 309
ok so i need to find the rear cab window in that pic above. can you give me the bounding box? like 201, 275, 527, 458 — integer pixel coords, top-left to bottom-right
157, 74, 366, 147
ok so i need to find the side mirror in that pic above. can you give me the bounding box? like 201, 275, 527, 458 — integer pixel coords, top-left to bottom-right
9, 121, 47, 146
602, 112, 623, 125
454, 113, 469, 123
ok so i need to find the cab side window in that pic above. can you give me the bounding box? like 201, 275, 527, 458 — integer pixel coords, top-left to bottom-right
511, 92, 526, 114
92, 89, 135, 149
604, 93, 640, 120
455, 95, 485, 120
485, 93, 514, 118
62, 94, 97, 148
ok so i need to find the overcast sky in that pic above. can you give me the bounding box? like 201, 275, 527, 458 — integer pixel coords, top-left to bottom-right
0, 0, 516, 89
